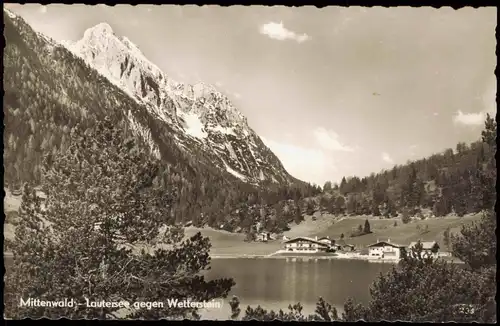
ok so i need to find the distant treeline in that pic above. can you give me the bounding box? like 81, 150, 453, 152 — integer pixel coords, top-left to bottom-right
316, 114, 496, 220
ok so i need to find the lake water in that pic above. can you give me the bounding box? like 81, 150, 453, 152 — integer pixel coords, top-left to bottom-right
202, 257, 393, 320
4, 255, 393, 320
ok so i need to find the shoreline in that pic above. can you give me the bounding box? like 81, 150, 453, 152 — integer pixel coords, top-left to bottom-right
209, 251, 462, 264
210, 251, 398, 262
5, 251, 459, 263
5, 250, 461, 264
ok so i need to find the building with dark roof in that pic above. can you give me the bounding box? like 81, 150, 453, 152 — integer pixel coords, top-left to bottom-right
367, 239, 406, 259
283, 237, 331, 253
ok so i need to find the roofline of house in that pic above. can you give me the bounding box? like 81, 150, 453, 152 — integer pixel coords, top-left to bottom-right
367, 241, 406, 248
408, 241, 440, 249
284, 237, 330, 247
408, 241, 438, 245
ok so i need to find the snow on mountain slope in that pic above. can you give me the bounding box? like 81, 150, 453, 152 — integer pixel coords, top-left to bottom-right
5, 8, 17, 19
62, 23, 293, 185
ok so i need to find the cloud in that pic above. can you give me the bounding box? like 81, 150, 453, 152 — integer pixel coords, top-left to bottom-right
454, 78, 495, 127
233, 92, 241, 99
260, 137, 336, 185
215, 81, 223, 87
259, 21, 310, 43
313, 127, 354, 152
39, 5, 47, 14
453, 110, 486, 127
382, 152, 394, 164
433, 112, 439, 116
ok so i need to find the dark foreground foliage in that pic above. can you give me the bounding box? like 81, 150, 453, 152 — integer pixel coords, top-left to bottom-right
4, 119, 235, 319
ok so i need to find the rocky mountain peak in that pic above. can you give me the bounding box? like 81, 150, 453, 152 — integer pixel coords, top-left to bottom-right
85, 22, 114, 37
62, 22, 292, 185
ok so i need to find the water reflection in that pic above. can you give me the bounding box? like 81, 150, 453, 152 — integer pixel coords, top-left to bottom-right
206, 258, 392, 318
4, 255, 393, 320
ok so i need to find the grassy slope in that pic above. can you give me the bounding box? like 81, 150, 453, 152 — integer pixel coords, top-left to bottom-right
308, 213, 483, 250
184, 227, 283, 256
184, 211, 483, 255
4, 190, 483, 256
183, 212, 483, 255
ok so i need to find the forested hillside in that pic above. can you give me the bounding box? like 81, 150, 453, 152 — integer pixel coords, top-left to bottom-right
313, 114, 496, 220
3, 10, 494, 237
2, 10, 320, 233
210, 115, 496, 240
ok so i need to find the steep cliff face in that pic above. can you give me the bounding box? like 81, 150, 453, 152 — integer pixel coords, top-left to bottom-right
61, 23, 292, 185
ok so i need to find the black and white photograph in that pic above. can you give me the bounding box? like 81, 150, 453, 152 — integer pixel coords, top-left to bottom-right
3, 4, 497, 322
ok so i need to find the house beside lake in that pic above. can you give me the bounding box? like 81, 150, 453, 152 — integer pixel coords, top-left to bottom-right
314, 236, 356, 251
333, 239, 356, 252
283, 237, 331, 253
317, 236, 333, 245
408, 241, 440, 258
368, 239, 406, 259
256, 232, 271, 242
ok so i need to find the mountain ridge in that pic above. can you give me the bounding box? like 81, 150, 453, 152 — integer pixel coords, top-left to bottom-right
4, 8, 320, 232
60, 21, 293, 186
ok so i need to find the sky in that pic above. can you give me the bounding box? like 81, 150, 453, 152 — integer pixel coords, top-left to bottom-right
6, 4, 497, 186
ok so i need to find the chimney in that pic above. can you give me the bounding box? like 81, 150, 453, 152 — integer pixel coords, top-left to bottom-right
315, 236, 318, 241
388, 238, 391, 243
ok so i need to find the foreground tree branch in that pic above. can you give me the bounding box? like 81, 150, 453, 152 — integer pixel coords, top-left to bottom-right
5, 118, 235, 319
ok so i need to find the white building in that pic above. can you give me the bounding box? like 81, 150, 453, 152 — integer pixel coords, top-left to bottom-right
256, 232, 270, 242
317, 236, 333, 246
367, 239, 406, 260
283, 237, 331, 253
